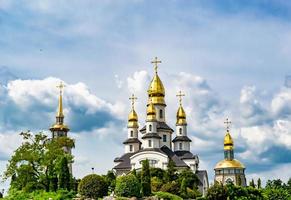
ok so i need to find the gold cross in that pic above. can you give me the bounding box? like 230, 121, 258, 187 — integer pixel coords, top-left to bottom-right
129, 94, 137, 108
57, 82, 65, 94
151, 57, 161, 74
176, 90, 185, 105
224, 118, 232, 131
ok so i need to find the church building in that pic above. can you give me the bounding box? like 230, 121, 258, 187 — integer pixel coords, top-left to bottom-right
214, 118, 246, 186
113, 57, 209, 195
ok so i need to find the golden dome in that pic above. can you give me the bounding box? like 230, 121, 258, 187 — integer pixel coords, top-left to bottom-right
50, 123, 70, 131
224, 131, 234, 150
148, 74, 165, 105
146, 100, 156, 121
214, 159, 245, 169
176, 105, 187, 125
128, 109, 138, 128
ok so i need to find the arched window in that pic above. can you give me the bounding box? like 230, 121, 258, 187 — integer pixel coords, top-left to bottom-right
179, 128, 182, 135
129, 145, 133, 152
179, 142, 183, 150
149, 125, 152, 132
130, 130, 133, 137
159, 109, 163, 119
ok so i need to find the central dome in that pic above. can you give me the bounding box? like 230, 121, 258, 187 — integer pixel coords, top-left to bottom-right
148, 73, 165, 96
215, 159, 245, 169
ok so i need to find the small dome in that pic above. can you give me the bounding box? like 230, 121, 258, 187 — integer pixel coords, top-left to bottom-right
224, 131, 234, 150
146, 100, 156, 121
214, 159, 245, 169
128, 109, 138, 121
128, 109, 138, 128
176, 106, 187, 125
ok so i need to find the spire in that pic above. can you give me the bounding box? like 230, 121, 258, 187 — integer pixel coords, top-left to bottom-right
176, 91, 187, 125
56, 82, 65, 118
128, 94, 138, 128
224, 118, 234, 151
146, 97, 156, 121
148, 57, 165, 105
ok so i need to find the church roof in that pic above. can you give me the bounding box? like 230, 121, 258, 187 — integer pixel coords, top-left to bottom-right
140, 122, 174, 132
123, 138, 142, 144
196, 170, 208, 186
113, 153, 135, 169
172, 136, 192, 142
113, 146, 189, 170
174, 150, 197, 160
141, 133, 162, 139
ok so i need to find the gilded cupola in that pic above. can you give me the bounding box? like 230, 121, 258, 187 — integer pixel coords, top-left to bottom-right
146, 99, 156, 121
128, 94, 139, 128
176, 91, 187, 125
147, 57, 166, 105
224, 131, 234, 150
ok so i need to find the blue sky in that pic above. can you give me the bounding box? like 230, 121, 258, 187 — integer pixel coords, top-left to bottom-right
1, 0, 291, 190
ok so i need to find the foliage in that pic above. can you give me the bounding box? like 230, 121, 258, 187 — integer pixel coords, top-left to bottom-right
105, 170, 116, 193
78, 174, 107, 199
177, 169, 199, 190
150, 168, 166, 180
3, 189, 75, 200
115, 174, 141, 198
206, 182, 228, 200
151, 177, 163, 192
58, 156, 71, 191
166, 159, 177, 182
141, 159, 152, 196
3, 131, 74, 192
160, 181, 180, 195
153, 191, 183, 200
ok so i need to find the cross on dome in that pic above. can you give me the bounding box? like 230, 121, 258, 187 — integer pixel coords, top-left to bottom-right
224, 118, 232, 132
151, 57, 161, 74
57, 82, 65, 95
129, 94, 137, 109
176, 90, 185, 105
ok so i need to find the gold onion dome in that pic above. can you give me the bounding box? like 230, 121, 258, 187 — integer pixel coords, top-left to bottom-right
146, 100, 156, 121
224, 131, 234, 150
176, 105, 187, 125
128, 109, 138, 128
148, 57, 165, 105
214, 159, 245, 169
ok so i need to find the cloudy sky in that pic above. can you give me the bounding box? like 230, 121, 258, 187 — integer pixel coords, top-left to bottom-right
1, 0, 291, 190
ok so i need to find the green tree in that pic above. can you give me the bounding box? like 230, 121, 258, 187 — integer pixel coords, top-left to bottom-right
3, 131, 74, 192
179, 178, 187, 198
105, 170, 116, 193
150, 168, 166, 180
257, 178, 261, 189
206, 182, 228, 200
151, 177, 163, 192
58, 156, 71, 190
177, 169, 199, 190
141, 159, 151, 196
115, 174, 141, 197
249, 179, 256, 188
166, 159, 176, 182
78, 174, 107, 199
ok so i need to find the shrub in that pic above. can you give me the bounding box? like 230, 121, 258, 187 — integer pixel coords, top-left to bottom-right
153, 191, 182, 200
115, 174, 141, 198
151, 177, 163, 192
160, 181, 180, 195
141, 159, 151, 196
78, 174, 107, 199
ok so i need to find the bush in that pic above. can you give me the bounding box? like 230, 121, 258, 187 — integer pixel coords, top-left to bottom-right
115, 174, 141, 198
151, 177, 163, 192
160, 181, 180, 195
4, 189, 76, 200
78, 174, 107, 199
153, 191, 182, 200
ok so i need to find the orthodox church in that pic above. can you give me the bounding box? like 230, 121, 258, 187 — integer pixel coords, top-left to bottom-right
214, 119, 246, 186
113, 58, 209, 195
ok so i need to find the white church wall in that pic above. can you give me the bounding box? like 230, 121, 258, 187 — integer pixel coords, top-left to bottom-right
130, 151, 168, 170
154, 105, 165, 122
